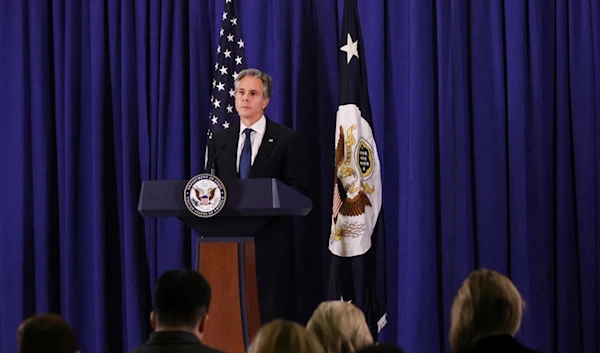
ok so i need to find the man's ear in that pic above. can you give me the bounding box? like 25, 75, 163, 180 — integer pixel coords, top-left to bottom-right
198, 314, 209, 335
261, 98, 270, 110
150, 311, 157, 330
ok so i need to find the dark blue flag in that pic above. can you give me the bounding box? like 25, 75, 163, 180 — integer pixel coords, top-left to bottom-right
328, 0, 387, 340
207, 0, 247, 139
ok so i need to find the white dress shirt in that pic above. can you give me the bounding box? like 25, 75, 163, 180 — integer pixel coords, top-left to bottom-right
236, 115, 267, 172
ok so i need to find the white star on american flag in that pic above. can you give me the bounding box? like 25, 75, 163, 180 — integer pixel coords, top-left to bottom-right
237, 39, 244, 48
224, 49, 231, 58
213, 99, 221, 108
211, 116, 218, 124
232, 71, 239, 79
219, 66, 228, 75
222, 11, 228, 20
227, 34, 234, 42
235, 56, 243, 65
222, 121, 230, 129
220, 28, 224, 37
226, 105, 233, 113
216, 82, 225, 91
217, 45, 221, 53
229, 89, 235, 97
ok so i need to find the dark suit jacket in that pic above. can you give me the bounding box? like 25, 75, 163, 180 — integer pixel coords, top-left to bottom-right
458, 334, 542, 353
131, 331, 224, 353
205, 117, 309, 196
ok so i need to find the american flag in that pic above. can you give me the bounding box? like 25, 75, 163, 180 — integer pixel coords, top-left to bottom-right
207, 0, 247, 139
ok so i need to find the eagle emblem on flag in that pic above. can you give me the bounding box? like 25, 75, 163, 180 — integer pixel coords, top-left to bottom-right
331, 124, 374, 243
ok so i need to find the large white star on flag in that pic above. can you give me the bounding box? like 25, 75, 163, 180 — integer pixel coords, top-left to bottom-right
223, 121, 230, 129
340, 33, 359, 64
216, 82, 225, 91
211, 116, 218, 124
226, 104, 233, 113
213, 99, 221, 108
222, 11, 228, 20
235, 56, 243, 65
224, 49, 231, 58
229, 89, 235, 97
227, 34, 235, 42
219, 66, 228, 75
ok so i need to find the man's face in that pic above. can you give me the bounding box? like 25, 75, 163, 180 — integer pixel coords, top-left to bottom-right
235, 76, 270, 122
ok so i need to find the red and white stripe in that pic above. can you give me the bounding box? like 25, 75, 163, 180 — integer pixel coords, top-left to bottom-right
332, 181, 342, 217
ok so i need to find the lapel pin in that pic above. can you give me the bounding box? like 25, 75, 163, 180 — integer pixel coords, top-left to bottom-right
268, 138, 274, 143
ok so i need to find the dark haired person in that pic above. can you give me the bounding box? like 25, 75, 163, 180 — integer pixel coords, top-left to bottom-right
18, 313, 79, 353
132, 269, 223, 353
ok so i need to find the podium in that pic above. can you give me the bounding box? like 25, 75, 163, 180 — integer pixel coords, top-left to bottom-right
137, 178, 312, 353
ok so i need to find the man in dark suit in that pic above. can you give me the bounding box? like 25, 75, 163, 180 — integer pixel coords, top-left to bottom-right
206, 68, 310, 323
131, 269, 223, 353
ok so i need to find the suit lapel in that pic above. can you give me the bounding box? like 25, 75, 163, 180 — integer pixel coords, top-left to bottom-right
223, 124, 240, 178
249, 118, 280, 178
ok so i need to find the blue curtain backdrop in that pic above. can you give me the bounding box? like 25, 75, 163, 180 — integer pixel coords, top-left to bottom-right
0, 1, 598, 353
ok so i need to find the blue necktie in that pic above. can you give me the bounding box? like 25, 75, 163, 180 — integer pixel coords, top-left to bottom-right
239, 128, 253, 179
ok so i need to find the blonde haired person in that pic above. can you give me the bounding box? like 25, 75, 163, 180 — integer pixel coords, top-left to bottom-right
247, 319, 324, 353
449, 268, 541, 353
306, 300, 374, 353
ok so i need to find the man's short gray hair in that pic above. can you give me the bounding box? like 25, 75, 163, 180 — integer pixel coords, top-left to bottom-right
234, 68, 273, 99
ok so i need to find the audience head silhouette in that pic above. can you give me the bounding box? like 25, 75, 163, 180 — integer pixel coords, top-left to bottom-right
151, 269, 212, 341
17, 313, 78, 353
449, 268, 524, 352
247, 319, 324, 353
306, 300, 374, 353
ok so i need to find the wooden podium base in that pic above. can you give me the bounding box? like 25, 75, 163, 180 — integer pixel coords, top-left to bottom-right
196, 240, 261, 353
